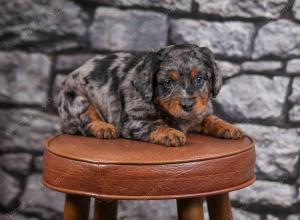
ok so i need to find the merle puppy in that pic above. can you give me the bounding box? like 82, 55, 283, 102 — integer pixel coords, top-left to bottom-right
57, 44, 243, 147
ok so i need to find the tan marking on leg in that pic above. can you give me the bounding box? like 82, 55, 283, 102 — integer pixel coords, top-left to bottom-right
199, 115, 243, 139
85, 105, 104, 121
149, 125, 186, 147
84, 106, 118, 139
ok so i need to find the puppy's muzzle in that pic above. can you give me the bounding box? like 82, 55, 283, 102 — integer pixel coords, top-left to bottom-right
181, 99, 194, 112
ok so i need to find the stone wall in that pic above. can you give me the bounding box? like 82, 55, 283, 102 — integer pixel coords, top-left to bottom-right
0, 0, 300, 219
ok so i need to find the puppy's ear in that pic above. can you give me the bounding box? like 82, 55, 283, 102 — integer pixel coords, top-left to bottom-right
133, 52, 160, 102
200, 47, 222, 97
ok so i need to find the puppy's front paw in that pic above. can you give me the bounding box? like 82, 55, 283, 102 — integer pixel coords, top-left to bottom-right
88, 121, 119, 139
149, 126, 186, 147
216, 124, 243, 139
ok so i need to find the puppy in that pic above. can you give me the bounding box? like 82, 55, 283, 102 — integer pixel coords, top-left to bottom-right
57, 44, 243, 147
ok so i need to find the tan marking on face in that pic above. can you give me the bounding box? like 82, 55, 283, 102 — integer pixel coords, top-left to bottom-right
168, 70, 179, 81
194, 94, 209, 113
156, 96, 181, 118
190, 67, 199, 79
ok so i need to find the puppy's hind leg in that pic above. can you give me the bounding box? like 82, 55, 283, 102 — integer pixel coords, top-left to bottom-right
58, 89, 118, 139
57, 90, 89, 135
80, 105, 119, 139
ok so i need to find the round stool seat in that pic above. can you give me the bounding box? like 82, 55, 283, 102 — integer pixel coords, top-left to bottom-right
42, 134, 256, 200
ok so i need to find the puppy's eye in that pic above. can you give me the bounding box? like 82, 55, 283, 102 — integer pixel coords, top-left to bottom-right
163, 79, 173, 89
194, 75, 204, 86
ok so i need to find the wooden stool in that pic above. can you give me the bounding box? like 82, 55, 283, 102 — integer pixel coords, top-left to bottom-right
42, 134, 255, 220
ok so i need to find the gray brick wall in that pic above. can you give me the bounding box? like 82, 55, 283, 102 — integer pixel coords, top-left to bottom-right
0, 0, 299, 219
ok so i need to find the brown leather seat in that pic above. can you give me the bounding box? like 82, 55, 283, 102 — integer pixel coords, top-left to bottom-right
42, 134, 256, 200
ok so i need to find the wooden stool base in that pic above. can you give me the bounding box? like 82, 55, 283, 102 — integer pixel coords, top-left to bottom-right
177, 197, 204, 220
207, 193, 233, 220
61, 194, 234, 220
63, 194, 90, 220
94, 199, 118, 220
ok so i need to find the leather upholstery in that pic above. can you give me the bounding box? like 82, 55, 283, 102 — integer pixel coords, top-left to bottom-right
42, 134, 256, 199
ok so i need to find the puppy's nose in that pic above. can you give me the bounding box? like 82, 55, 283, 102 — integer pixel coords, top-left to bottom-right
181, 100, 194, 112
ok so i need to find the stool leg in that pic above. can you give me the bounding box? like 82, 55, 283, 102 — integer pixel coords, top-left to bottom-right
207, 193, 233, 220
94, 199, 118, 220
63, 194, 90, 220
177, 197, 204, 220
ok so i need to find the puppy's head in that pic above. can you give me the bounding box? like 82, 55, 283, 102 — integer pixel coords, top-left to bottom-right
135, 44, 222, 120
